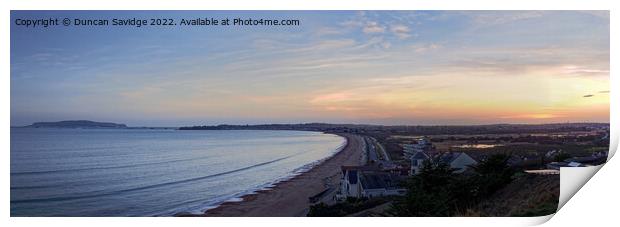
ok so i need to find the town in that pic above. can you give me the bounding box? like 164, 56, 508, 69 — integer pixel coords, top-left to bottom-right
182, 122, 610, 216
310, 123, 609, 216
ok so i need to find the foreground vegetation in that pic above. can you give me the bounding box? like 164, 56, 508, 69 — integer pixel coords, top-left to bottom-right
467, 173, 559, 216
308, 197, 390, 217
388, 154, 516, 216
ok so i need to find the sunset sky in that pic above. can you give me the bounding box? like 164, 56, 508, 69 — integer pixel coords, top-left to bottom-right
10, 11, 609, 126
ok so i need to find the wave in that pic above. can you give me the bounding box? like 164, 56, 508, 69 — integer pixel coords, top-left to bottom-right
11, 154, 295, 204
11, 154, 218, 176
10, 184, 65, 190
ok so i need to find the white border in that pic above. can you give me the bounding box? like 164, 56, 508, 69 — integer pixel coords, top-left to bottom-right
2, 0, 617, 10
2, 1, 617, 227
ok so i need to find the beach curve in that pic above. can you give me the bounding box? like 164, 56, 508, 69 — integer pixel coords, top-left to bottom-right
185, 133, 365, 217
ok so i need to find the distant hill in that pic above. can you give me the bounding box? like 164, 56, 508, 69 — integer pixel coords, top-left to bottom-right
178, 122, 609, 135
25, 120, 127, 129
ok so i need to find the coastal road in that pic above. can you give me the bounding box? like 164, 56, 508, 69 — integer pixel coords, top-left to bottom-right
365, 136, 390, 163
373, 137, 391, 161
366, 136, 379, 163
202, 133, 366, 217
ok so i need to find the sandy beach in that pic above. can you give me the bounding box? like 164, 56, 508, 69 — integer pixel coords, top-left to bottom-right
196, 133, 365, 217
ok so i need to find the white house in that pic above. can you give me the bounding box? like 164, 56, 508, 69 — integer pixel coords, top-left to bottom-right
409, 150, 430, 175
438, 152, 478, 173
339, 166, 363, 198
338, 166, 406, 199
358, 171, 406, 198
409, 151, 478, 175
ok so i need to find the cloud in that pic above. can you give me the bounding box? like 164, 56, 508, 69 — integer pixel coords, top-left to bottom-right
363, 21, 385, 34
500, 113, 563, 119
562, 65, 610, 76
29, 53, 55, 61
390, 24, 412, 39
411, 43, 441, 53
340, 19, 363, 28
581, 11, 609, 19
287, 39, 357, 52
314, 27, 346, 36
310, 92, 357, 104
467, 11, 546, 27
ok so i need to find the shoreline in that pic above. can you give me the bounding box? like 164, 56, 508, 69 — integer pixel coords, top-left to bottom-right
180, 133, 365, 217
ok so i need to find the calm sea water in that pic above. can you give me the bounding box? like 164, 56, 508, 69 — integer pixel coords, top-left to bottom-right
10, 128, 345, 216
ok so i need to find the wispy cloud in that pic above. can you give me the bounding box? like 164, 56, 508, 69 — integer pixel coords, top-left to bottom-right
500, 113, 564, 120
562, 65, 610, 76
362, 21, 385, 34
411, 43, 441, 53
465, 11, 546, 27
390, 24, 412, 39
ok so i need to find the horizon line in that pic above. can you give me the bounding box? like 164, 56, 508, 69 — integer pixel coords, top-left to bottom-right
11, 119, 611, 129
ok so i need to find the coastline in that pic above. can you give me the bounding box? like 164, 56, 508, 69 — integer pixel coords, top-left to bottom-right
182, 133, 365, 217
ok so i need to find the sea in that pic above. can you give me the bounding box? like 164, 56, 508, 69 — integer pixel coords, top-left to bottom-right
10, 128, 346, 216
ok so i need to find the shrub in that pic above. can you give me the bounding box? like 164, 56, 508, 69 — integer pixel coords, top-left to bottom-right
389, 154, 515, 216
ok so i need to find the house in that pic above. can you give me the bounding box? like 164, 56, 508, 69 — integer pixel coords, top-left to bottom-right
409, 150, 430, 175
544, 152, 607, 170
546, 161, 586, 170
564, 152, 608, 165
337, 166, 406, 199
462, 153, 528, 167
339, 166, 366, 198
545, 149, 560, 158
358, 171, 407, 198
437, 152, 478, 173
409, 151, 478, 175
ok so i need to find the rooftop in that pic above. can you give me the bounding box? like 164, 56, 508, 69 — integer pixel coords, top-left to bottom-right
359, 171, 404, 190
411, 151, 430, 160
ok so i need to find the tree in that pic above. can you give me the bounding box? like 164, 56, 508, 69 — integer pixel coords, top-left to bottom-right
389, 160, 458, 216
554, 151, 571, 162
389, 154, 516, 216
468, 154, 515, 198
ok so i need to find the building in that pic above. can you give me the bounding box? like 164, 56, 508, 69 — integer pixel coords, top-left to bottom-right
337, 166, 406, 199
409, 150, 430, 175
358, 171, 407, 198
546, 152, 608, 170
547, 161, 586, 170
438, 152, 478, 173
409, 151, 478, 175
564, 152, 608, 165
437, 152, 478, 173
545, 149, 560, 158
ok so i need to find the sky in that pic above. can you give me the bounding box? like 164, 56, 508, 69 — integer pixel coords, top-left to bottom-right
10, 11, 610, 127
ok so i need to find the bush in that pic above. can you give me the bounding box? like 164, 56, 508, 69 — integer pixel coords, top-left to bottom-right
307, 197, 388, 217
389, 154, 515, 216
388, 160, 457, 216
